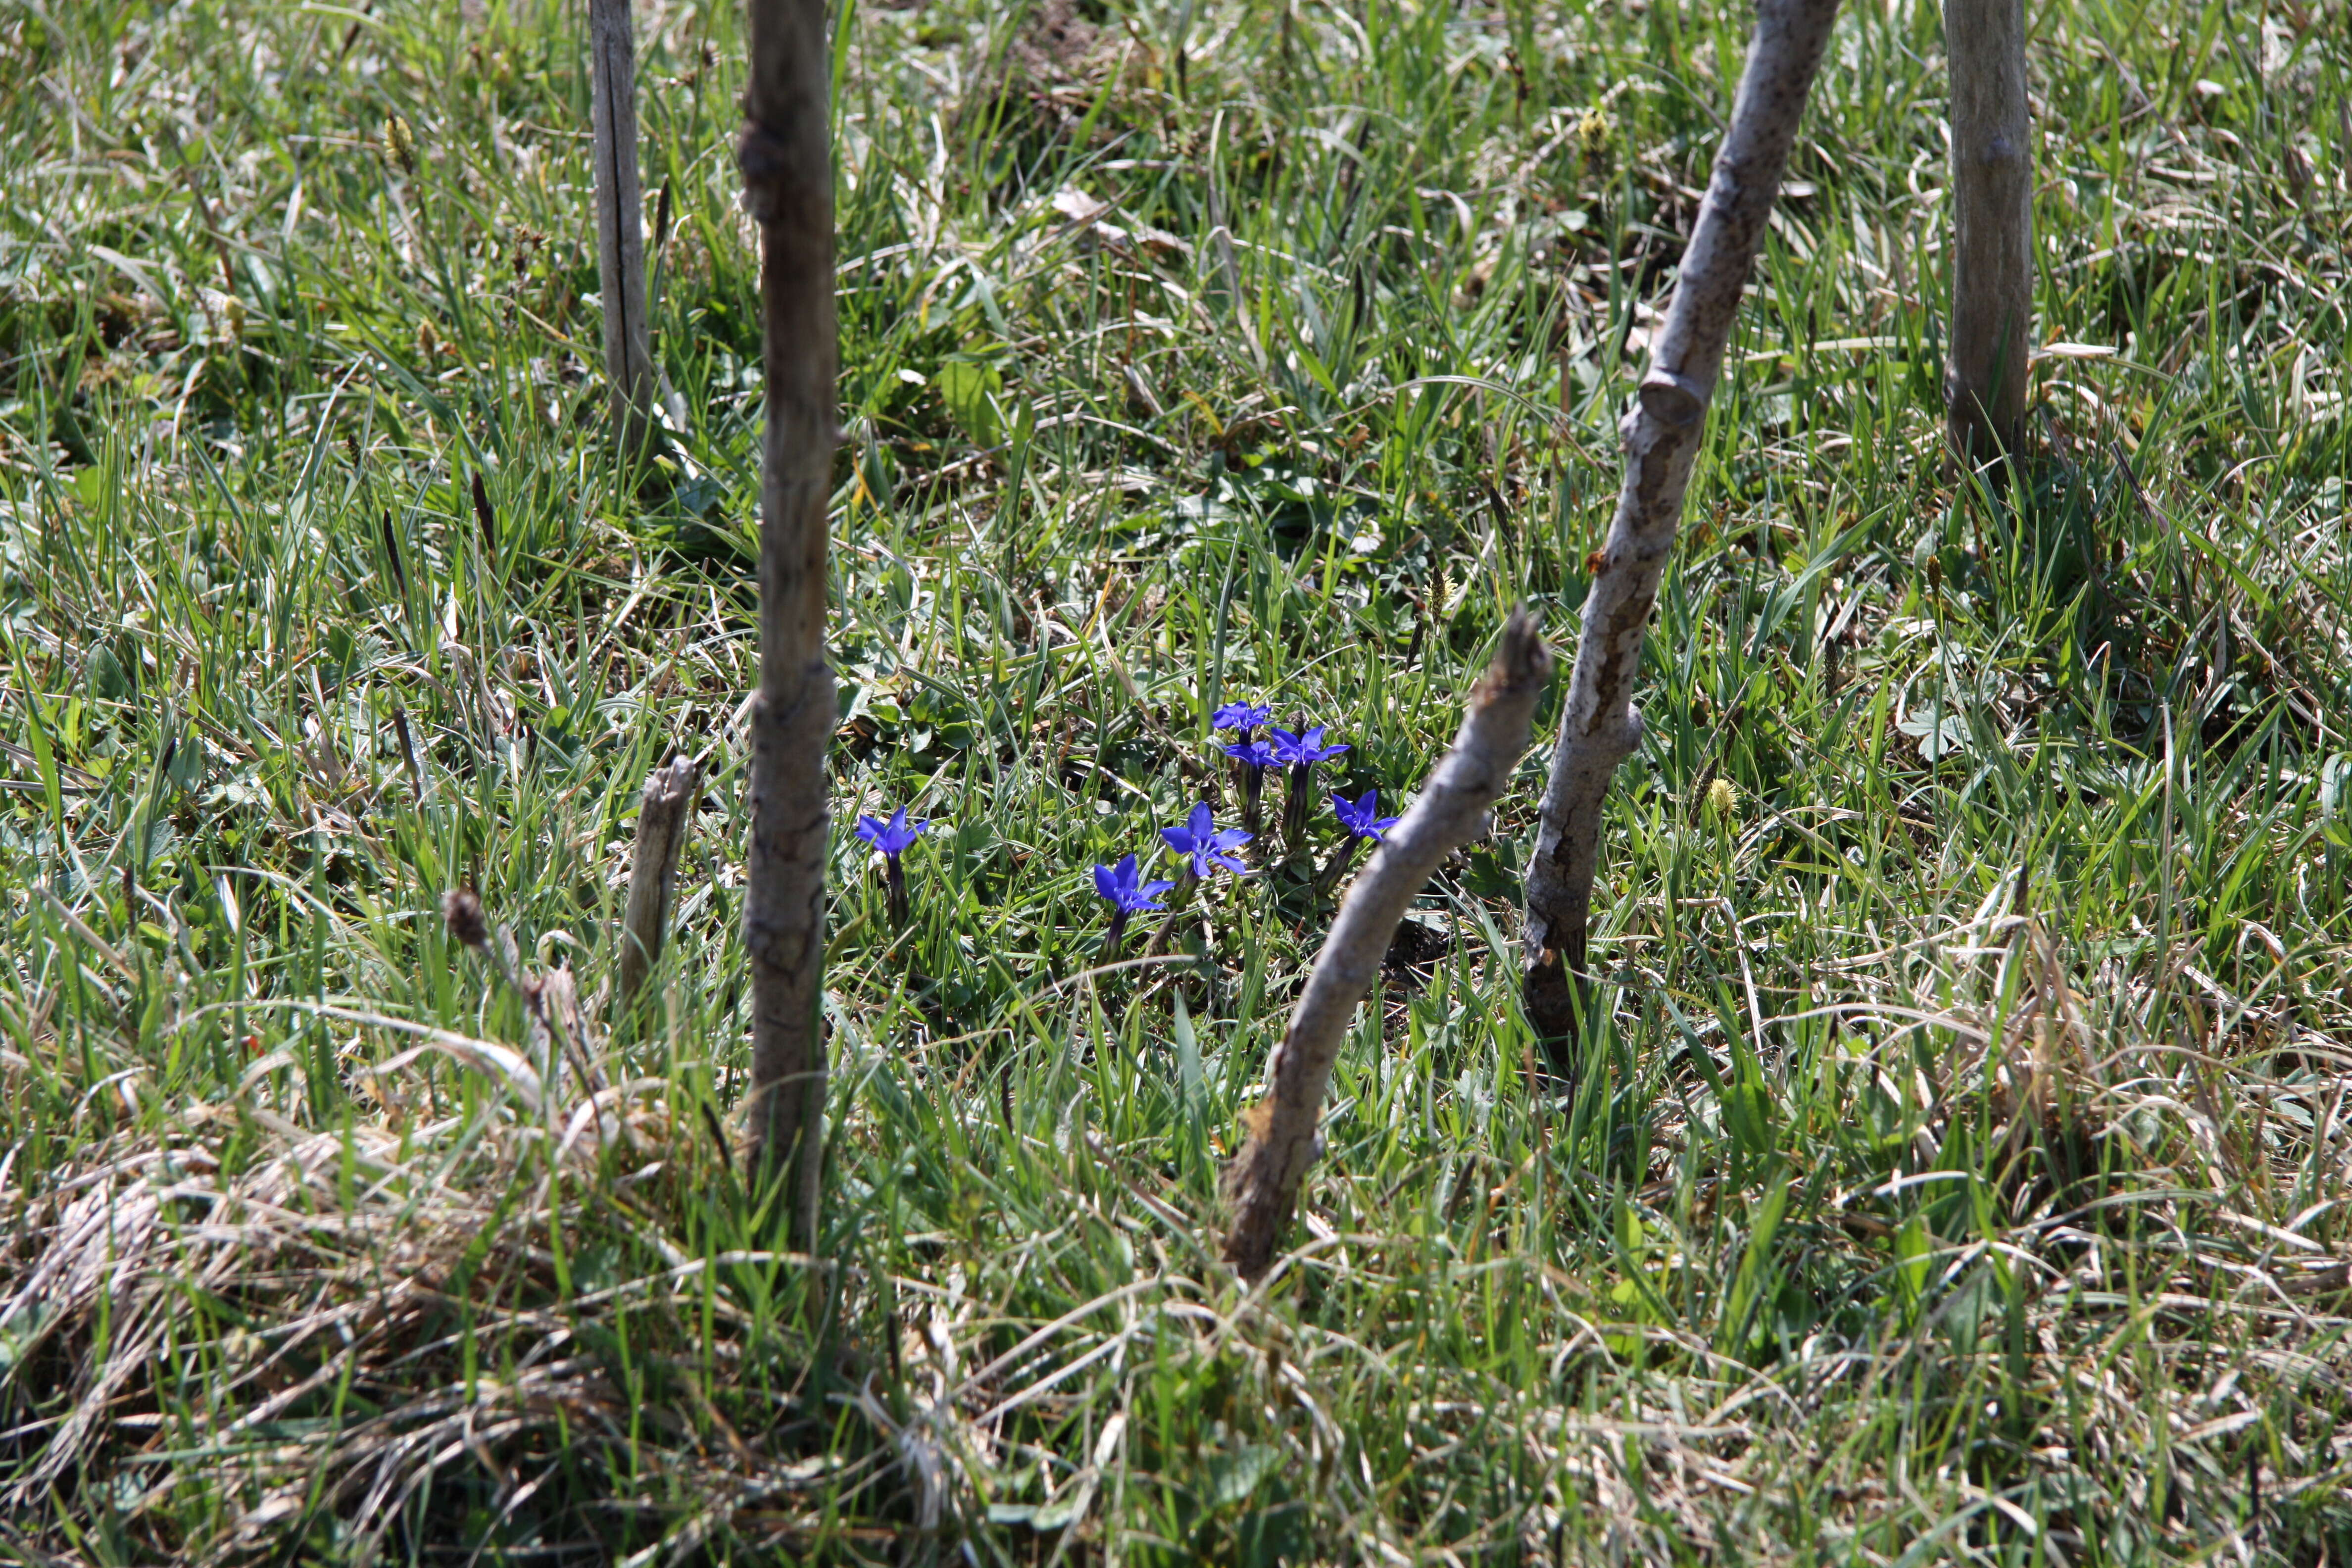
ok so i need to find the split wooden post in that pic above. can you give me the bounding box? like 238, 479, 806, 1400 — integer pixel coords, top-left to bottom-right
738, 0, 837, 1247
1944, 0, 2033, 467
1520, 0, 1843, 1054
588, 0, 657, 464
617, 751, 702, 1017
1224, 611, 1551, 1278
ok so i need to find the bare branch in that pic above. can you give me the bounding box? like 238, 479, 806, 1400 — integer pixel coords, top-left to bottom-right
1521, 0, 1842, 1052
1223, 611, 1552, 1278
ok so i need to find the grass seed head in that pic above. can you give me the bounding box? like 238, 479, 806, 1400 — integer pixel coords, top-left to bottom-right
441, 885, 489, 951
383, 112, 416, 176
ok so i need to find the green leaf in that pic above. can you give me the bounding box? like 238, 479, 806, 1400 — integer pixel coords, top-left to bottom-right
1172, 990, 1202, 1110
936, 357, 1003, 449
23, 694, 61, 827
1207, 1443, 1279, 1507
86, 642, 128, 702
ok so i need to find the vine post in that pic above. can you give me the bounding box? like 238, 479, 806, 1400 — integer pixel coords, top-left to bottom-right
738, 0, 837, 1245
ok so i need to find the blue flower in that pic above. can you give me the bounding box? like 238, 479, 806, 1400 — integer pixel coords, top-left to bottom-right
1160, 800, 1251, 879
855, 806, 928, 928
1092, 853, 1174, 914
1331, 789, 1402, 842
1262, 726, 1350, 768
1213, 701, 1271, 733
1222, 738, 1274, 768
1267, 726, 1353, 849
854, 807, 926, 858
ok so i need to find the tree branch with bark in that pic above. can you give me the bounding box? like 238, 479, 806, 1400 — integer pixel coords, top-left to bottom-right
1224, 611, 1551, 1278
1520, 0, 1843, 1054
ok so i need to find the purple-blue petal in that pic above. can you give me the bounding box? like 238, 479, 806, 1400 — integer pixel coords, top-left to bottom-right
1213, 701, 1270, 731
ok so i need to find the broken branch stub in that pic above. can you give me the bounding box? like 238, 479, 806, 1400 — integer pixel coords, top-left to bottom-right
1223, 611, 1551, 1278
1944, 0, 2033, 467
740, 0, 837, 1247
617, 751, 702, 1016
588, 0, 657, 464
1521, 0, 1843, 1054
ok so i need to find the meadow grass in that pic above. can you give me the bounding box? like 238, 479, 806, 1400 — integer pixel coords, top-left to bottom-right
2, 0, 2350, 1560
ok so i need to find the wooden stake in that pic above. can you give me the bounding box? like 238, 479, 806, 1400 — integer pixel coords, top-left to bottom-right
1521, 0, 1842, 1055
617, 751, 702, 1016
1223, 611, 1550, 1278
588, 0, 657, 464
739, 0, 837, 1247
1945, 0, 2033, 467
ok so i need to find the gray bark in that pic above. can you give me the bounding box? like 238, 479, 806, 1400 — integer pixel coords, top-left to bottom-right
1520, 0, 1843, 1052
589, 0, 656, 463
1224, 611, 1551, 1278
739, 0, 837, 1245
1944, 0, 2033, 465
617, 751, 702, 1015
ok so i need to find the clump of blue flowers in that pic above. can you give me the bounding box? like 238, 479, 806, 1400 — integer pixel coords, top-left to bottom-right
1092, 853, 1173, 960
1264, 724, 1351, 850
854, 806, 927, 928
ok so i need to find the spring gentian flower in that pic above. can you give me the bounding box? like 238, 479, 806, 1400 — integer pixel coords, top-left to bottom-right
1264, 726, 1351, 771
1264, 725, 1350, 848
1213, 701, 1271, 738
1331, 789, 1401, 842
1315, 787, 1400, 894
1160, 800, 1251, 880
1314, 788, 1398, 894
1222, 737, 1274, 768
855, 806, 927, 927
1092, 852, 1174, 959
1216, 702, 1275, 832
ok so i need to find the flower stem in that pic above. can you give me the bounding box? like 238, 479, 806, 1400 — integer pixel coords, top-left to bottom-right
1313, 835, 1363, 897
885, 855, 909, 930
1281, 763, 1313, 853
1145, 870, 1199, 958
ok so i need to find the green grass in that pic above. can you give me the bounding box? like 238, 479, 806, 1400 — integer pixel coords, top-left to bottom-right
3, 0, 2351, 1560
